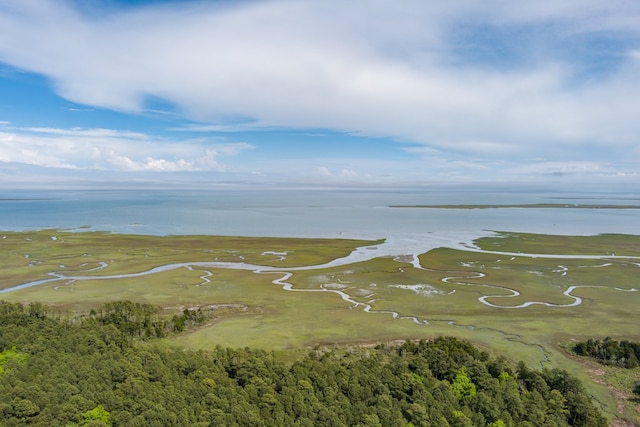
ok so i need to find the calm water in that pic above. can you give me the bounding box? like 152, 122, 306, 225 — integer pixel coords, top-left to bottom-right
0, 191, 640, 238
1, 188, 639, 267
1, 189, 639, 242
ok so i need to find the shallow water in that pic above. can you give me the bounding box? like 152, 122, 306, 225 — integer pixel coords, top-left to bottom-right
2, 189, 639, 312
1, 188, 639, 240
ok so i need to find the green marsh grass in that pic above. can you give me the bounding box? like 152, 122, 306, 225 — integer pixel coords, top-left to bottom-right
475, 231, 640, 256
2, 229, 639, 422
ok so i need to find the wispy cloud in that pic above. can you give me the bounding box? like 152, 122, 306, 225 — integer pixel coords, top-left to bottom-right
0, 126, 252, 172
24, 127, 149, 140
0, 0, 638, 186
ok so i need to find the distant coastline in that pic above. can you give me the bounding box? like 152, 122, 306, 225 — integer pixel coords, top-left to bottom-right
390, 203, 640, 209
3, 189, 640, 238
0, 198, 58, 201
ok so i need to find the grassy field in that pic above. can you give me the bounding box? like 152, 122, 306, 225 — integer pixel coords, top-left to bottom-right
1, 229, 639, 423
473, 231, 640, 256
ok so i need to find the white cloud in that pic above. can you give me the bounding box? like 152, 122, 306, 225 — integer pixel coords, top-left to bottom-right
512, 161, 605, 176
340, 169, 358, 178
314, 166, 360, 180
25, 127, 149, 140
0, 0, 639, 184
317, 166, 332, 177
0, 126, 252, 172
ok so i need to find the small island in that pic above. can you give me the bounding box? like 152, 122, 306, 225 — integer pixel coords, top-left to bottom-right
390, 203, 640, 209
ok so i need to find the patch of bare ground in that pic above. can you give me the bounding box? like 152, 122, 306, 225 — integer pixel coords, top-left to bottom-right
307, 338, 449, 352
393, 255, 414, 263
580, 357, 639, 427
165, 303, 250, 312
611, 419, 639, 427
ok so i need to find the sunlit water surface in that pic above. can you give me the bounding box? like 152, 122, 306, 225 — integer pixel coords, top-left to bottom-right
1, 190, 639, 246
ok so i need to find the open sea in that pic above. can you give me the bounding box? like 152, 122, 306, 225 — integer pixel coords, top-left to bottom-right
1, 189, 639, 243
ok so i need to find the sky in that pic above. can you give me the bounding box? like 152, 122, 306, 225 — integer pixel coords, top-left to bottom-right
0, 0, 639, 190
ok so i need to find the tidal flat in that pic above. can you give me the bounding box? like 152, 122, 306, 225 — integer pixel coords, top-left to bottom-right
1, 229, 639, 421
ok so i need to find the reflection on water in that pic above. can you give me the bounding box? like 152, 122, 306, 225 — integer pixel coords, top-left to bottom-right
0, 189, 639, 239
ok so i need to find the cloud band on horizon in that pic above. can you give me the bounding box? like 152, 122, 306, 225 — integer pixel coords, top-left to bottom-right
0, 0, 638, 187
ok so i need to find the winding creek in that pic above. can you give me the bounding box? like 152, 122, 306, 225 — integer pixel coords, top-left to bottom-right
2, 235, 639, 319
3, 191, 640, 373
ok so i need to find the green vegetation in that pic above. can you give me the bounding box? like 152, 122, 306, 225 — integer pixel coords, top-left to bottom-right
92, 300, 215, 338
573, 337, 640, 368
603, 366, 640, 423
0, 301, 606, 426
473, 231, 640, 256
0, 230, 378, 288
0, 346, 27, 374
1, 229, 639, 423
570, 336, 640, 423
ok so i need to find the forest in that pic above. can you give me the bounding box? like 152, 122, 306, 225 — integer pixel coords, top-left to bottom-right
573, 337, 640, 369
0, 300, 608, 426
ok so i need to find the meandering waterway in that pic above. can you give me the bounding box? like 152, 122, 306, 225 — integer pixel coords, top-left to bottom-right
2, 188, 640, 319
3, 234, 638, 317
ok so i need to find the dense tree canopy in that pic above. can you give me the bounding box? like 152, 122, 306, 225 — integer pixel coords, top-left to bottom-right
574, 337, 640, 369
0, 301, 606, 426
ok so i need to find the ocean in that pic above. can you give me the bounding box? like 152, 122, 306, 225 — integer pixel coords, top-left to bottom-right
1, 189, 639, 243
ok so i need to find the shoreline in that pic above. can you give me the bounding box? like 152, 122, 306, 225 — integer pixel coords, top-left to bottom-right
390, 203, 640, 209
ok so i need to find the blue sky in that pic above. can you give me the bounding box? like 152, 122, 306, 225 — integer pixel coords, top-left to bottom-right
0, 0, 639, 189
